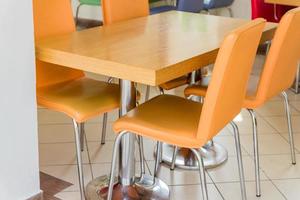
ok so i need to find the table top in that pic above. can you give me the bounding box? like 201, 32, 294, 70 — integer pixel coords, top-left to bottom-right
36, 11, 277, 86
265, 0, 300, 6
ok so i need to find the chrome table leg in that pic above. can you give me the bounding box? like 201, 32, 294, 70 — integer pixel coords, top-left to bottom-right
86, 79, 169, 200
159, 142, 228, 170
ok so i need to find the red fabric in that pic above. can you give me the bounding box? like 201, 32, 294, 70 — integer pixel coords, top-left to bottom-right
251, 0, 294, 22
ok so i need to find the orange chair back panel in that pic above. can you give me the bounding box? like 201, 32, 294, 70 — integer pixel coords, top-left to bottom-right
102, 0, 149, 25
256, 8, 300, 101
33, 0, 84, 88
198, 19, 266, 141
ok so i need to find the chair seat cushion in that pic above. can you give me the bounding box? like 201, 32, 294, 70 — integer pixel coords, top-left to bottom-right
150, 6, 176, 15
113, 95, 206, 148
204, 0, 234, 10
37, 77, 120, 122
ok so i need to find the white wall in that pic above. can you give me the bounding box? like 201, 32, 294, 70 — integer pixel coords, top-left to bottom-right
71, 0, 251, 21
0, 1, 40, 200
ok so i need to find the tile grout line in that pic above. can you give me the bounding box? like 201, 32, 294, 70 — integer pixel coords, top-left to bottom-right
205, 170, 226, 200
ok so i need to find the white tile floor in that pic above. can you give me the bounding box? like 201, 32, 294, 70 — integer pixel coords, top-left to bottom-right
38, 55, 300, 199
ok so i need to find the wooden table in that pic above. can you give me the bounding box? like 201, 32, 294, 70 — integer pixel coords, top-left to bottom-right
265, 0, 300, 6
36, 11, 277, 199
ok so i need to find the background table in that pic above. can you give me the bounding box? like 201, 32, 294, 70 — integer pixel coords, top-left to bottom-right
265, 0, 300, 6
36, 11, 277, 199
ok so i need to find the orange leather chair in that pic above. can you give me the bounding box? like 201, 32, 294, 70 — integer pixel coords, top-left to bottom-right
184, 7, 300, 197
107, 19, 266, 200
33, 0, 123, 199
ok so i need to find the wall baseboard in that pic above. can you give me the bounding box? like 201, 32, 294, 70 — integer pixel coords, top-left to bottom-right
26, 191, 43, 200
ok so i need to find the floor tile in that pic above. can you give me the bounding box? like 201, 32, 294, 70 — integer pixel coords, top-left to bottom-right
217, 181, 286, 200
256, 101, 300, 117
260, 154, 300, 179
170, 184, 223, 200
213, 135, 248, 156
263, 116, 300, 132
208, 156, 268, 183
88, 141, 115, 164
273, 179, 300, 200
240, 134, 296, 155
280, 133, 300, 152
38, 108, 101, 125
39, 143, 89, 166
55, 191, 81, 200
233, 116, 277, 135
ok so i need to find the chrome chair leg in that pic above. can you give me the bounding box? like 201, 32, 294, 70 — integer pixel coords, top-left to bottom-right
227, 7, 233, 17
145, 86, 151, 101
292, 63, 300, 94
159, 87, 165, 95
137, 136, 146, 176
159, 141, 163, 163
108, 131, 127, 200
281, 91, 296, 164
230, 121, 247, 200
154, 142, 162, 181
101, 113, 108, 145
190, 148, 208, 200
75, 3, 83, 25
170, 146, 178, 170
247, 109, 261, 197
72, 119, 86, 200
79, 123, 85, 152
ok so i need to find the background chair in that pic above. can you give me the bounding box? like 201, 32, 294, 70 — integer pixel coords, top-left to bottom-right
33, 0, 124, 199
75, 0, 101, 24
184, 7, 300, 197
204, 0, 234, 17
108, 18, 266, 200
150, 0, 203, 14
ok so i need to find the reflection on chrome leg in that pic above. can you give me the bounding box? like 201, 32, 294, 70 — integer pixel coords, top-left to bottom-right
101, 113, 108, 145
247, 109, 261, 197
281, 91, 296, 164
72, 119, 86, 200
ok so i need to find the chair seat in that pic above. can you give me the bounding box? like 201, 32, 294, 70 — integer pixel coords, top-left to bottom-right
150, 6, 176, 14
184, 75, 263, 108
204, 0, 234, 9
113, 94, 206, 148
37, 77, 120, 123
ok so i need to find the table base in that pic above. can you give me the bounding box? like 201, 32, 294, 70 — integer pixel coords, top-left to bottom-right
86, 174, 170, 200
160, 142, 228, 170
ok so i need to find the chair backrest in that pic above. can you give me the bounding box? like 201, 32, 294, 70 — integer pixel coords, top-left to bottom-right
254, 8, 300, 102
177, 0, 204, 13
33, 0, 84, 88
197, 19, 266, 141
102, 0, 149, 25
